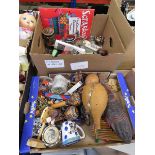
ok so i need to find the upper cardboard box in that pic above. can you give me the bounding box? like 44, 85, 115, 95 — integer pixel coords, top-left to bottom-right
30, 0, 134, 75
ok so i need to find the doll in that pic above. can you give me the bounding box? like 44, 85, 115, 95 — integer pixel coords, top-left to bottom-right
19, 13, 36, 40
19, 13, 36, 31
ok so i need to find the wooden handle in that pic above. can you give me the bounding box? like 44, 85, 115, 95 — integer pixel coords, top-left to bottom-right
51, 101, 66, 108
27, 138, 46, 148
94, 118, 101, 130
37, 123, 46, 140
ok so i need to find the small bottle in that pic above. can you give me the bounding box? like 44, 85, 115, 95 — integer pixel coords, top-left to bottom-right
52, 49, 58, 57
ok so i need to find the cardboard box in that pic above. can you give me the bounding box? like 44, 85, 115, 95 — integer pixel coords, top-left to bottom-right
19, 64, 37, 146
19, 64, 135, 154
30, 0, 135, 76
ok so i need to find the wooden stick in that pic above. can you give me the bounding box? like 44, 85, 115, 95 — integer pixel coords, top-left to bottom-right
96, 134, 121, 139
93, 128, 113, 131
97, 137, 123, 142
27, 138, 46, 149
92, 133, 119, 137
92, 134, 121, 140
51, 101, 66, 108
37, 123, 46, 140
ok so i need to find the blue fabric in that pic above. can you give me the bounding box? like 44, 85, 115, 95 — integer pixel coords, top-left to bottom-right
117, 72, 135, 130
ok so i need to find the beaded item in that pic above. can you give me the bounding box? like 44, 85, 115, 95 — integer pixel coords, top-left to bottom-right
51, 75, 70, 94
64, 106, 79, 120
67, 93, 81, 106
32, 118, 42, 137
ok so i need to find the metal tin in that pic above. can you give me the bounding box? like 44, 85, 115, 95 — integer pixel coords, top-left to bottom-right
64, 35, 76, 44
42, 27, 55, 47
42, 125, 61, 147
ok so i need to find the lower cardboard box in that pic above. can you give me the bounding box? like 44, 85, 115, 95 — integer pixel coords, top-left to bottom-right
19, 65, 135, 154
19, 64, 38, 147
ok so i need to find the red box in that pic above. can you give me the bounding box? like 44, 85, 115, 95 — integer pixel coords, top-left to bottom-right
39, 8, 94, 39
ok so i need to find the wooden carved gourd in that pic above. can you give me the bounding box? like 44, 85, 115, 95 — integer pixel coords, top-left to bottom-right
82, 74, 108, 129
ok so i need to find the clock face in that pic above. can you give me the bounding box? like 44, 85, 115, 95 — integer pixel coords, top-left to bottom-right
43, 126, 60, 146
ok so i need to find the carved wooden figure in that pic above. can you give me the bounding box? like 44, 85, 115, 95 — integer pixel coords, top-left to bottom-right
82, 74, 108, 129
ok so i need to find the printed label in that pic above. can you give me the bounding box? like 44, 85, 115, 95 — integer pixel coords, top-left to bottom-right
69, 17, 81, 35
70, 61, 88, 70
45, 60, 64, 68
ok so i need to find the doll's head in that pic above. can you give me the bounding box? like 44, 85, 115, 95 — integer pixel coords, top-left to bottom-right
19, 13, 36, 31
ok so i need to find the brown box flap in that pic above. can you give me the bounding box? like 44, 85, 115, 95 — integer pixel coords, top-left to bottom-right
91, 14, 108, 36
91, 14, 125, 54
31, 16, 44, 54
108, 0, 135, 69
108, 0, 134, 48
103, 17, 125, 53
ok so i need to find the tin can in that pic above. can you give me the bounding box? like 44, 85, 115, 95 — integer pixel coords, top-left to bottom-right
42, 27, 55, 48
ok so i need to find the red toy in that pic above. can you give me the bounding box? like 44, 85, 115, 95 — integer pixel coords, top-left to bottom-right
41, 80, 49, 86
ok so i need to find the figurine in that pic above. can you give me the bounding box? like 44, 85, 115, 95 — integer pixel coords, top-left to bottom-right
82, 74, 108, 129
95, 36, 104, 46
74, 71, 83, 83
19, 13, 36, 31
107, 78, 119, 92
19, 13, 36, 40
